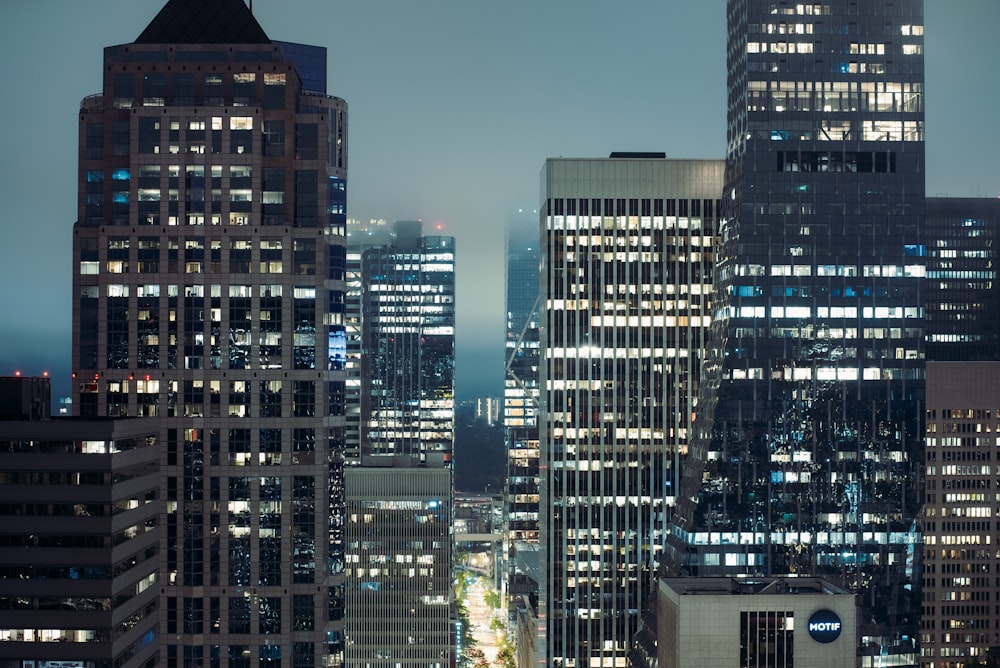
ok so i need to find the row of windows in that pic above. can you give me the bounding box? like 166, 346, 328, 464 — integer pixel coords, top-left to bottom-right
112, 71, 288, 111
548, 198, 720, 219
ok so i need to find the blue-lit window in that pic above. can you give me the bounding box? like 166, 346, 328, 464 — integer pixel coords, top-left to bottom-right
327, 329, 346, 370
904, 244, 926, 257
112, 169, 130, 181
87, 170, 104, 183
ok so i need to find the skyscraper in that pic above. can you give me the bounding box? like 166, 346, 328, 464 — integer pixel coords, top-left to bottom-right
71, 0, 348, 664
344, 220, 456, 666
504, 209, 542, 612
669, 1, 925, 664
921, 361, 1000, 668
355, 221, 455, 463
0, 377, 160, 668
925, 198, 1000, 362
540, 155, 724, 667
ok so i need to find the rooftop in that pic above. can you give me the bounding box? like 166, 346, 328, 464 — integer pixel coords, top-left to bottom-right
135, 0, 270, 44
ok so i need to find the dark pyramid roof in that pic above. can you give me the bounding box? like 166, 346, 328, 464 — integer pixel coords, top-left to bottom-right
135, 0, 270, 44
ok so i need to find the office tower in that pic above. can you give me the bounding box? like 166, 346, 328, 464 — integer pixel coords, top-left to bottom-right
70, 0, 349, 665
356, 221, 456, 462
540, 155, 724, 666
344, 465, 452, 667
344, 221, 456, 666
669, 1, 925, 665
921, 361, 1000, 668
344, 221, 395, 461
504, 208, 542, 624
505, 208, 542, 544
925, 198, 1000, 362
0, 376, 160, 668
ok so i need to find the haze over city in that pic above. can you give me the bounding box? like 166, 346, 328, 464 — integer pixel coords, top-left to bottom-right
0, 0, 997, 401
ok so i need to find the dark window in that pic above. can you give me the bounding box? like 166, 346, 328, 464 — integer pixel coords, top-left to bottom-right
138, 117, 159, 154
295, 171, 318, 227
174, 73, 195, 105
295, 123, 319, 160
262, 120, 285, 157
86, 123, 104, 160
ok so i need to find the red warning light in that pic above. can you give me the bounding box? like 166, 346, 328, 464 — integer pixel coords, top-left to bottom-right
14, 370, 21, 377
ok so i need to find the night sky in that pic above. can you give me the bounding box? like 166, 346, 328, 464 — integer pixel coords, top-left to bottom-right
0, 1, 997, 403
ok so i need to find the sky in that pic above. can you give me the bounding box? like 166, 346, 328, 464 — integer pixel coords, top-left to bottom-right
0, 1, 997, 403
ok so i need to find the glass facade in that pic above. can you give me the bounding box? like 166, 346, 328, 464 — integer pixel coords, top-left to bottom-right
344, 221, 456, 665
540, 157, 724, 667
925, 198, 1000, 362
71, 2, 349, 664
358, 224, 456, 462
504, 209, 542, 616
670, 2, 925, 665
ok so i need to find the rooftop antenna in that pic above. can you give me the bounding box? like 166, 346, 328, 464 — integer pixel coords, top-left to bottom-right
249, 0, 253, 14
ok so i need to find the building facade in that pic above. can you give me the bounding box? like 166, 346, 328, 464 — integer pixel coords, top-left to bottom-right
669, 1, 926, 665
357, 221, 456, 462
540, 156, 724, 666
656, 577, 856, 668
344, 464, 452, 667
925, 198, 1000, 362
344, 221, 456, 666
504, 209, 543, 628
0, 377, 160, 668
921, 362, 1000, 667
70, 0, 348, 664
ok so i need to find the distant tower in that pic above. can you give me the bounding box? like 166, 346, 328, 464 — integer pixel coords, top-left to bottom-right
344, 221, 456, 666
71, 0, 349, 664
503, 208, 542, 649
925, 198, 1000, 362
668, 1, 926, 664
540, 155, 724, 666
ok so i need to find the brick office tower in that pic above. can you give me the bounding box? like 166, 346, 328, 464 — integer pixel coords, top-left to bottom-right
71, 1, 349, 665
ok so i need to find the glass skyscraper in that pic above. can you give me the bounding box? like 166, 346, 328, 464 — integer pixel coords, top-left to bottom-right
668, 1, 926, 665
344, 220, 456, 666
356, 221, 456, 463
925, 198, 1000, 363
540, 156, 724, 667
504, 209, 543, 649
71, 0, 348, 664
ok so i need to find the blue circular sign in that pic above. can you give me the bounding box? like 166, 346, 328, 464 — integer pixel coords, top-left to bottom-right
807, 609, 843, 643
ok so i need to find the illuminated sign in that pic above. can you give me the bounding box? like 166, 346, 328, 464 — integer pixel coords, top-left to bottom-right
807, 609, 843, 643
